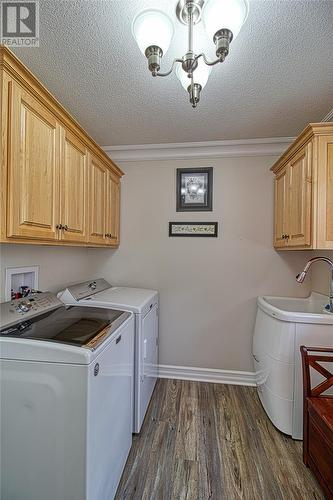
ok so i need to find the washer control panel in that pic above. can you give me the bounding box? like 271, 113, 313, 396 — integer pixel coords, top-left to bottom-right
0, 292, 63, 330
57, 278, 111, 302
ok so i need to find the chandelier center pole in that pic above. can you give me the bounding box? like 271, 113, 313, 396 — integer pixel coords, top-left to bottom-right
176, 0, 204, 25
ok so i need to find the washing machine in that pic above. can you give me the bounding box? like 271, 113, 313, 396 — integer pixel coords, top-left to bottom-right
58, 279, 158, 433
0, 292, 134, 500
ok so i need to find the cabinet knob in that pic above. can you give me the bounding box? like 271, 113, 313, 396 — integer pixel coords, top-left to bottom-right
64, 225, 69, 231
282, 234, 285, 239
56, 224, 63, 230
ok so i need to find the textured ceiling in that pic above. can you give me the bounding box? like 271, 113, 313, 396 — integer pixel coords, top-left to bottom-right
11, 0, 333, 146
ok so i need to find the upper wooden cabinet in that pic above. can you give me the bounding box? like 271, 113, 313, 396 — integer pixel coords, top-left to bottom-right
0, 46, 123, 247
87, 157, 120, 247
7, 81, 61, 241
271, 123, 333, 250
59, 128, 88, 244
106, 171, 120, 246
88, 154, 108, 246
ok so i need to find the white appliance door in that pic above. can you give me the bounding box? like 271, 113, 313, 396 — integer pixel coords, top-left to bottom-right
139, 305, 158, 430
86, 315, 134, 500
0, 360, 87, 500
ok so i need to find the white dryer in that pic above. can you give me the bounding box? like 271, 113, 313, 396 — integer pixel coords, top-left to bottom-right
58, 279, 159, 433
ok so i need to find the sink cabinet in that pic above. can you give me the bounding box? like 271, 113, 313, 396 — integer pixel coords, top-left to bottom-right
0, 46, 123, 247
271, 123, 333, 250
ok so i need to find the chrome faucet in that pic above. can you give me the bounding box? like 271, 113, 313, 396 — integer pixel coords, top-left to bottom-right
296, 257, 333, 313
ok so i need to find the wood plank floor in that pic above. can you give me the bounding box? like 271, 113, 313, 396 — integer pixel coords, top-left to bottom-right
115, 379, 324, 500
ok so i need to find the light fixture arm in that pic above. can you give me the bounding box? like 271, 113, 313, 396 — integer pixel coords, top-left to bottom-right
152, 48, 226, 79
155, 58, 183, 77
194, 52, 224, 67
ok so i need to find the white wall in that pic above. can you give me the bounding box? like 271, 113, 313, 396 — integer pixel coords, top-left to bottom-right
96, 155, 312, 372
311, 251, 333, 295
1, 154, 318, 373
0, 244, 107, 302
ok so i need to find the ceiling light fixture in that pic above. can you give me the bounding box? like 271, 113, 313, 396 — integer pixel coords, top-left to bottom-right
132, 0, 248, 108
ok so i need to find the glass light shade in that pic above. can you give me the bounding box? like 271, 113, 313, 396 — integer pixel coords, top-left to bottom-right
176, 59, 211, 91
132, 9, 174, 55
202, 0, 248, 41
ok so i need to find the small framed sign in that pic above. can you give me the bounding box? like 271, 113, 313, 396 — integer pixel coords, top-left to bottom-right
169, 222, 218, 237
176, 167, 213, 212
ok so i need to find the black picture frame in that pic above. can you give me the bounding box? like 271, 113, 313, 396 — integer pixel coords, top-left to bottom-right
176, 167, 213, 212
169, 222, 218, 237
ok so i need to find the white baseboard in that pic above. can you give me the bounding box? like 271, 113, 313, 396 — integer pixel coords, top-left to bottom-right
158, 364, 256, 386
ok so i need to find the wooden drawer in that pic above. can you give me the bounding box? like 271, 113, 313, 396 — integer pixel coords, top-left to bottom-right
309, 417, 333, 497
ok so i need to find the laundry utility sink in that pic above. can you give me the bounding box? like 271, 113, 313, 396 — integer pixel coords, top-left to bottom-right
253, 292, 333, 440
258, 292, 333, 324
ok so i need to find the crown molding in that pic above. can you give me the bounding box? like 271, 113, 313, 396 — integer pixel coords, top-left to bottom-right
322, 107, 333, 122
103, 137, 295, 163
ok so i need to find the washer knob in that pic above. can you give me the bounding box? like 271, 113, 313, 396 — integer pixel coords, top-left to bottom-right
17, 300, 32, 313
88, 281, 97, 290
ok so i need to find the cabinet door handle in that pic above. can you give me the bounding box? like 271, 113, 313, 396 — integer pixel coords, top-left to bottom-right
56, 224, 63, 230
116, 335, 121, 344
64, 225, 68, 231
282, 234, 285, 239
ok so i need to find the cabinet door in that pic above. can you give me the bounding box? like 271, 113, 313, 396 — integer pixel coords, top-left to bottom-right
59, 129, 87, 243
105, 171, 120, 246
287, 144, 312, 248
274, 167, 288, 248
7, 82, 60, 240
317, 135, 333, 249
87, 154, 108, 245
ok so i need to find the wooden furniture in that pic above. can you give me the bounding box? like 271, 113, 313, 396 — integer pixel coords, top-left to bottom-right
271, 123, 333, 250
0, 46, 123, 247
300, 346, 333, 499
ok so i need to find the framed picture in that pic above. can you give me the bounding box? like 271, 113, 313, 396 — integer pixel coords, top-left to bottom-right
176, 167, 213, 212
169, 222, 218, 237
